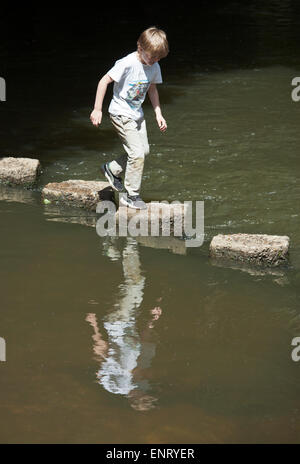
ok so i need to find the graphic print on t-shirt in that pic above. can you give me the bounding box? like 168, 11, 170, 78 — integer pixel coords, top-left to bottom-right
126, 80, 149, 108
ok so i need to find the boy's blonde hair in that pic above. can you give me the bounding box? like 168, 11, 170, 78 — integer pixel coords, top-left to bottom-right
137, 27, 169, 59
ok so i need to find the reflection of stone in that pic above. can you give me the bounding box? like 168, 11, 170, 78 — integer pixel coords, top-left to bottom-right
44, 204, 98, 228
0, 184, 38, 204
0, 157, 41, 186
210, 256, 287, 278
42, 180, 114, 210
44, 205, 187, 255
210, 233, 290, 267
137, 236, 186, 255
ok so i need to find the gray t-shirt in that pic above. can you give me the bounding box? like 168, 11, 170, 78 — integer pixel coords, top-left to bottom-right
107, 51, 162, 121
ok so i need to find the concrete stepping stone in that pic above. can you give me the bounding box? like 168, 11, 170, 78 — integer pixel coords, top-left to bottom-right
0, 157, 41, 186
209, 233, 290, 267
115, 201, 189, 235
42, 179, 113, 210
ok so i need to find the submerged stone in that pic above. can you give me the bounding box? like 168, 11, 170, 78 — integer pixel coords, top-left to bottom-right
0, 156, 41, 186
42, 179, 113, 210
209, 233, 290, 267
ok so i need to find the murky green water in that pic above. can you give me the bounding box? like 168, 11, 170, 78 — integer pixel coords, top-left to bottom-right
1, 1, 300, 443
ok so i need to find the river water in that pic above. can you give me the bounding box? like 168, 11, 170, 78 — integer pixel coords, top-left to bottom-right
1, 1, 300, 443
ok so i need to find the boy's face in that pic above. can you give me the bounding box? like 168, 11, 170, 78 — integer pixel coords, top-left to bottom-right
139, 48, 160, 66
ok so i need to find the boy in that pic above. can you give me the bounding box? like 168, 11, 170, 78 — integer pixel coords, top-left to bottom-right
90, 26, 169, 210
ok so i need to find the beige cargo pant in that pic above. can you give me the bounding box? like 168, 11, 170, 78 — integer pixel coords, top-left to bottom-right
108, 114, 150, 197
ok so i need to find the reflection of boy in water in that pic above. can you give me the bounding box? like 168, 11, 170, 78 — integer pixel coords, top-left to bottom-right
86, 306, 162, 411
86, 237, 162, 411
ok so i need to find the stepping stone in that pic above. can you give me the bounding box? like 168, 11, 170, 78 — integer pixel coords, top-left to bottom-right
0, 157, 41, 186
42, 180, 113, 210
209, 233, 290, 267
115, 201, 189, 236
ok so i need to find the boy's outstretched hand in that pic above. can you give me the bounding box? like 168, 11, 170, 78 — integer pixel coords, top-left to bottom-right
156, 114, 167, 132
90, 109, 102, 126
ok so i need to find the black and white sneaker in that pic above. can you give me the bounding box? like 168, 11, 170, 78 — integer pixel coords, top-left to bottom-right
101, 163, 124, 192
120, 194, 147, 210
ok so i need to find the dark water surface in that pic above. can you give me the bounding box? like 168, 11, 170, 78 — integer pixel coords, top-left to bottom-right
1, 1, 300, 443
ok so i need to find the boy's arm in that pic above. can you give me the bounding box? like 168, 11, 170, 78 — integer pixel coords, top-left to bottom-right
148, 83, 167, 132
90, 74, 114, 126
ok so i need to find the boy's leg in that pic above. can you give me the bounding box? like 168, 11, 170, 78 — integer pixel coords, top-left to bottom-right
138, 118, 150, 158
108, 115, 128, 175
109, 115, 149, 197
